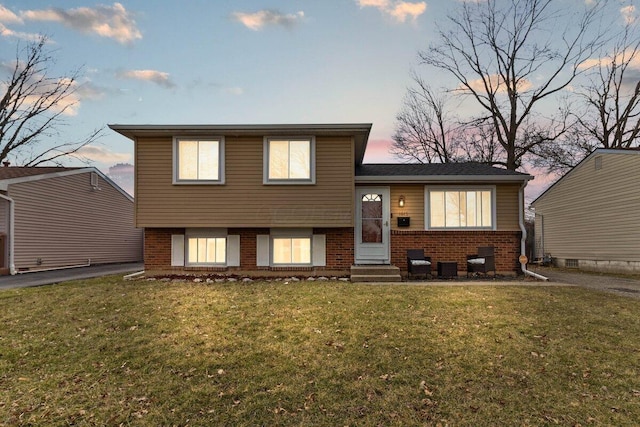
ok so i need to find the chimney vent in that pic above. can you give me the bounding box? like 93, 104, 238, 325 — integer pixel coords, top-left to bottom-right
3, 161, 10, 167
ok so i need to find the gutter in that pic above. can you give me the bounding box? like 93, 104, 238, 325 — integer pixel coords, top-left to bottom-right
0, 193, 16, 275
518, 181, 548, 281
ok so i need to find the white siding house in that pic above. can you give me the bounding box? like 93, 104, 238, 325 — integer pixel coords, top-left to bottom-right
0, 167, 142, 274
531, 149, 640, 273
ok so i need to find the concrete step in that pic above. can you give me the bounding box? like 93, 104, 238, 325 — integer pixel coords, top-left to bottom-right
351, 274, 402, 283
350, 265, 401, 282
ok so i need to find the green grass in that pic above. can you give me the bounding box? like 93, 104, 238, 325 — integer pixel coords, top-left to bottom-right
1, 277, 639, 426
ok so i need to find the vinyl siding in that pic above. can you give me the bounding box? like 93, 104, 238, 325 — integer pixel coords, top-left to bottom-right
532, 152, 640, 262
368, 183, 520, 231
9, 172, 142, 270
0, 198, 7, 233
390, 184, 425, 230
135, 135, 355, 228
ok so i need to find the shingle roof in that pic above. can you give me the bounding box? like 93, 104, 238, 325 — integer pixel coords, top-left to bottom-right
356, 163, 530, 178
0, 167, 81, 180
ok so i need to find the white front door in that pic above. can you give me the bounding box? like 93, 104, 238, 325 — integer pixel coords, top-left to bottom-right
355, 187, 390, 264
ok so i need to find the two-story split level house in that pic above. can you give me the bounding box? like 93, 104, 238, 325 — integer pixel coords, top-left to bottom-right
109, 124, 532, 279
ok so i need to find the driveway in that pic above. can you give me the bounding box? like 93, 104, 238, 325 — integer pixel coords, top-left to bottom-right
0, 262, 143, 290
529, 266, 640, 299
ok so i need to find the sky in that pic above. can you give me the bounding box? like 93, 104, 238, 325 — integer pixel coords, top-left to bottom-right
0, 0, 636, 198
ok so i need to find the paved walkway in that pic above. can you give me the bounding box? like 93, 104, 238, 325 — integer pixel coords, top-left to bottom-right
528, 266, 640, 299
0, 262, 143, 290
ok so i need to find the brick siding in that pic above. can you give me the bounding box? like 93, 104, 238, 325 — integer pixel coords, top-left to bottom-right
391, 230, 522, 274
145, 227, 521, 275
144, 227, 354, 274
144, 228, 184, 269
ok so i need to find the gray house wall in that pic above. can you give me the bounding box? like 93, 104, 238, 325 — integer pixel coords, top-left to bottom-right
7, 171, 142, 271
532, 150, 640, 273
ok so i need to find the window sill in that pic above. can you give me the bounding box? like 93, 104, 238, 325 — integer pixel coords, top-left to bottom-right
263, 180, 315, 185
173, 180, 225, 185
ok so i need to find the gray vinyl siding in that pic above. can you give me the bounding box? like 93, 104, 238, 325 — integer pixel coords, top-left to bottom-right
8, 172, 142, 270
532, 152, 640, 262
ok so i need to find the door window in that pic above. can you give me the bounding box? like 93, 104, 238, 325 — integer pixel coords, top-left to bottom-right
361, 193, 383, 243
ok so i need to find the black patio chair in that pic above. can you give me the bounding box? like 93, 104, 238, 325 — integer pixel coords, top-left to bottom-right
407, 249, 432, 279
466, 246, 496, 277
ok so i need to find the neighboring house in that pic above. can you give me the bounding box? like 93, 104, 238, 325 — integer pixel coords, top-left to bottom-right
0, 167, 143, 275
531, 149, 640, 273
109, 123, 532, 279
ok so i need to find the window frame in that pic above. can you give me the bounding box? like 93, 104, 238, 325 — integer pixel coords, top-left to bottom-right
173, 136, 225, 184
263, 136, 316, 185
185, 228, 228, 266
424, 186, 497, 231
269, 228, 313, 266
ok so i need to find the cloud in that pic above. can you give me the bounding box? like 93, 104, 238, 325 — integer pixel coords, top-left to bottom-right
0, 71, 81, 116
0, 4, 21, 23
389, 2, 427, 22
20, 2, 141, 44
0, 23, 41, 41
362, 138, 396, 163
76, 145, 131, 164
621, 5, 637, 24
578, 49, 640, 71
223, 86, 244, 96
356, 0, 426, 22
116, 69, 176, 88
358, 0, 390, 7
462, 74, 532, 93
232, 9, 304, 30
76, 81, 107, 101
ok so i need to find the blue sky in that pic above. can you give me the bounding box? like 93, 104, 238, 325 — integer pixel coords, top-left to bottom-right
0, 0, 637, 197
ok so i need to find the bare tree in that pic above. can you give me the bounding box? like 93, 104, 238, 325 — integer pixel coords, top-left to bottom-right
391, 74, 459, 163
574, 22, 640, 151
0, 36, 100, 166
457, 118, 503, 165
416, 0, 606, 170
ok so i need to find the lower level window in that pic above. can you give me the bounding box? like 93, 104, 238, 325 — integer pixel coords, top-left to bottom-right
188, 237, 226, 264
273, 237, 311, 264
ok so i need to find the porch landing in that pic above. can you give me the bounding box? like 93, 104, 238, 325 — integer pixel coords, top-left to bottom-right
350, 265, 401, 283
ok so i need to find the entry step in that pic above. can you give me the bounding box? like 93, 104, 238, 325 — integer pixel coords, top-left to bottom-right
350, 265, 401, 282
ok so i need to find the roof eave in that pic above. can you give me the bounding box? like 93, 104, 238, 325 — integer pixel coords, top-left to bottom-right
0, 167, 134, 202
531, 148, 640, 206
109, 123, 372, 165
355, 174, 533, 183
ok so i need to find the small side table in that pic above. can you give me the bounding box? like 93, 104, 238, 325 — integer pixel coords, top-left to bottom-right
437, 261, 458, 279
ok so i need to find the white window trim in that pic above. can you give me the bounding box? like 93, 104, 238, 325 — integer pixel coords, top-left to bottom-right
263, 136, 316, 185
424, 186, 497, 231
269, 228, 313, 267
185, 228, 228, 266
173, 136, 225, 184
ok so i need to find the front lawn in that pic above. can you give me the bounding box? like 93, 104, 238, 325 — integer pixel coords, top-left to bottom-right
1, 277, 639, 426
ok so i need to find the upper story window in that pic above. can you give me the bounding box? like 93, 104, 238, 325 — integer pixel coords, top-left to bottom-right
264, 137, 315, 184
425, 187, 495, 230
174, 137, 224, 184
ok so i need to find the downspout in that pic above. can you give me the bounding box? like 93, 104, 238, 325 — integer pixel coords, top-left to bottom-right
519, 181, 548, 281
0, 193, 16, 275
